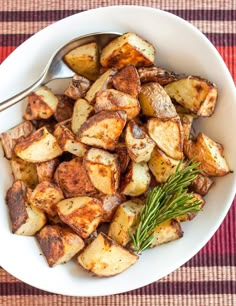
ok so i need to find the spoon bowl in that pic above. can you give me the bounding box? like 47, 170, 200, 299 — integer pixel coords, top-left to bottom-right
0, 32, 121, 112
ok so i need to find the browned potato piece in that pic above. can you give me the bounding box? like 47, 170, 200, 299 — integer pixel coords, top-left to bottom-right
14, 127, 63, 163
125, 120, 155, 163
150, 219, 183, 247
64, 74, 91, 100
54, 118, 72, 130
114, 143, 130, 174
0, 121, 34, 159
112, 65, 141, 97
71, 98, 94, 134
54, 157, 97, 197
36, 225, 84, 267
85, 68, 116, 104
139, 82, 177, 118
121, 161, 151, 196
78, 232, 138, 276
57, 196, 103, 238
29, 181, 64, 217
100, 32, 155, 69
94, 89, 140, 120
179, 113, 194, 140
164, 76, 218, 116
84, 148, 120, 195
6, 180, 46, 235
138, 66, 181, 85
190, 173, 214, 196
184, 133, 230, 176
148, 147, 183, 183
53, 124, 87, 157
54, 95, 74, 122
175, 193, 205, 222
108, 199, 143, 246
64, 42, 99, 81
10, 156, 38, 188
24, 86, 59, 120
36, 158, 60, 183
147, 117, 184, 160
99, 193, 126, 223
78, 110, 127, 151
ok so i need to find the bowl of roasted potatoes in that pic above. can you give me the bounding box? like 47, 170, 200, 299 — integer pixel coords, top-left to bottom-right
0, 6, 235, 296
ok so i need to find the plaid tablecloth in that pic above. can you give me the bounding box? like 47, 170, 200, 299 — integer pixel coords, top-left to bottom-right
0, 1, 235, 305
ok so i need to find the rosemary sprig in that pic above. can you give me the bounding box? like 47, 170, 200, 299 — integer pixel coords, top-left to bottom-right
130, 160, 202, 254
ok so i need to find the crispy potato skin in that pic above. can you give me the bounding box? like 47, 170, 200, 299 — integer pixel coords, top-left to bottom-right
99, 193, 126, 223
65, 74, 91, 100
54, 95, 74, 122
190, 174, 214, 196
36, 225, 85, 267
36, 158, 60, 183
114, 143, 130, 174
138, 66, 182, 85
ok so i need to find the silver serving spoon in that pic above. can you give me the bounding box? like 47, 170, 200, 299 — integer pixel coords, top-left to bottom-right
0, 32, 121, 112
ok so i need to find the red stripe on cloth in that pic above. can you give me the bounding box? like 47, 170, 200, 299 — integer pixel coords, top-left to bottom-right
0, 46, 16, 63
216, 46, 236, 83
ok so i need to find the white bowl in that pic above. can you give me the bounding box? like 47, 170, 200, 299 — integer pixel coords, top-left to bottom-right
0, 6, 235, 296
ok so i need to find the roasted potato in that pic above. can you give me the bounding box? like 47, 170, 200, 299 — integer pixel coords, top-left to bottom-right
189, 173, 214, 196
184, 133, 230, 176
94, 89, 140, 120
71, 98, 94, 134
24, 86, 59, 120
54, 95, 74, 122
36, 158, 60, 183
114, 143, 130, 174
6, 180, 46, 235
100, 32, 155, 69
85, 68, 116, 104
138, 66, 182, 85
53, 124, 87, 157
64, 74, 91, 100
57, 196, 103, 238
121, 161, 151, 196
36, 225, 84, 267
150, 219, 183, 247
84, 148, 120, 195
112, 65, 141, 97
99, 193, 126, 223
179, 113, 194, 141
29, 181, 64, 217
108, 199, 143, 246
147, 116, 184, 160
64, 42, 99, 81
0, 121, 34, 159
139, 82, 177, 118
164, 76, 218, 116
14, 126, 63, 163
78, 232, 138, 276
54, 157, 97, 198
125, 120, 155, 163
77, 110, 127, 151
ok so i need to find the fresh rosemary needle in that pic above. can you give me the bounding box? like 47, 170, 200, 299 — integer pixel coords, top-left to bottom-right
130, 160, 203, 254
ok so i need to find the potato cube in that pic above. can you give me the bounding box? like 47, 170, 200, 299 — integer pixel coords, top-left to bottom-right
65, 74, 91, 100
71, 98, 94, 134
54, 94, 74, 122
138, 66, 180, 85
190, 173, 214, 196
114, 143, 130, 174
99, 193, 126, 223
179, 113, 194, 141
36, 158, 60, 183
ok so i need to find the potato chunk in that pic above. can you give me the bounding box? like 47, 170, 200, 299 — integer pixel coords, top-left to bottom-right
184, 133, 230, 176
108, 199, 143, 246
6, 180, 46, 235
112, 65, 141, 97
0, 121, 34, 159
148, 147, 182, 183
139, 82, 177, 118
164, 76, 218, 116
94, 89, 140, 120
125, 120, 155, 163
84, 148, 120, 195
100, 32, 155, 69
64, 42, 99, 81
78, 232, 138, 276
36, 225, 84, 267
71, 98, 94, 134
150, 219, 183, 247
54, 95, 74, 122
53, 124, 87, 157
54, 157, 97, 198
179, 113, 194, 141
190, 173, 214, 196
99, 193, 126, 223
65, 74, 91, 100
24, 86, 59, 120
147, 117, 184, 160
57, 196, 103, 238
14, 127, 62, 163
138, 66, 181, 85
78, 110, 127, 151
36, 158, 60, 183
114, 143, 130, 174
121, 161, 151, 196
29, 181, 64, 217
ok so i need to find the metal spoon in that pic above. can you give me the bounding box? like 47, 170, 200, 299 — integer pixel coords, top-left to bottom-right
0, 32, 121, 112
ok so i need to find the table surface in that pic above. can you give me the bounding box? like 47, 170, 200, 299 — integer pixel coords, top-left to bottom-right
0, 1, 235, 305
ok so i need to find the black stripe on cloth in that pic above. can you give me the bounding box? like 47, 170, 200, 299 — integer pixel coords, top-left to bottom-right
0, 9, 235, 22
0, 280, 235, 295
0, 34, 235, 47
